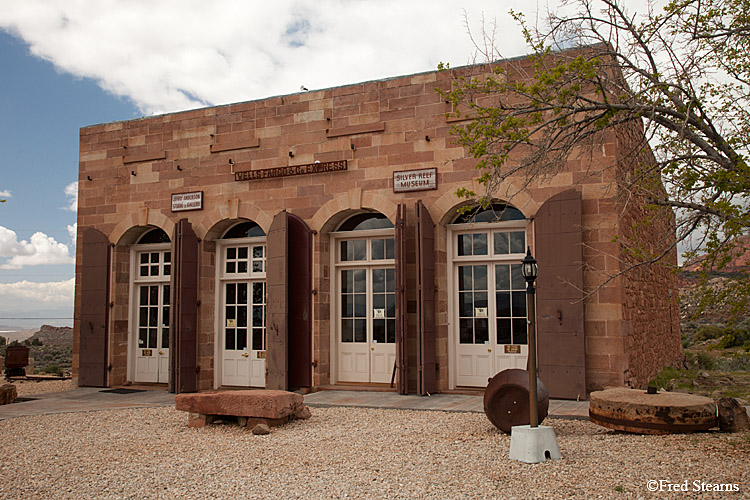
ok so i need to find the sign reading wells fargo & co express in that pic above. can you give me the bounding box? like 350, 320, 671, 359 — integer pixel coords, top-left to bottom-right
393, 167, 437, 193
234, 160, 347, 181
171, 191, 203, 212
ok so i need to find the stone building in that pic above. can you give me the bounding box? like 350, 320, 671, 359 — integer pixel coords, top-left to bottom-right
73, 55, 681, 399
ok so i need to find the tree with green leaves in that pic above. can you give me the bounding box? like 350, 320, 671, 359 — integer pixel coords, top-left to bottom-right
440, 0, 749, 320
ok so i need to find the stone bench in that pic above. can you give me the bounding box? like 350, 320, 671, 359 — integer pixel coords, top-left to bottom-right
174, 390, 311, 430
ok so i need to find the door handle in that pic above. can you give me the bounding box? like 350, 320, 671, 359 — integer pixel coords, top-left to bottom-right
371, 347, 375, 351
158, 351, 164, 355
487, 348, 492, 352
242, 352, 249, 357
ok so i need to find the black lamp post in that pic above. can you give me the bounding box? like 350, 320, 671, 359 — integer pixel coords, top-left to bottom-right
521, 247, 539, 428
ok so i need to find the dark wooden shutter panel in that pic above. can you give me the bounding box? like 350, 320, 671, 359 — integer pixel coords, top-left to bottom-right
395, 203, 408, 394
534, 189, 586, 399
287, 213, 313, 389
416, 201, 436, 395
172, 219, 199, 393
266, 211, 289, 390
79, 228, 111, 387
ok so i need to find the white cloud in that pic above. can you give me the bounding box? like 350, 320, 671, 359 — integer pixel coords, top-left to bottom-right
0, 0, 537, 115
64, 181, 77, 212
0, 278, 75, 307
0, 190, 11, 199
0, 278, 74, 328
67, 222, 77, 246
0, 226, 74, 269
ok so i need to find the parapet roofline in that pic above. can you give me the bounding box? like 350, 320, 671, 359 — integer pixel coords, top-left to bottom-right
80, 42, 607, 132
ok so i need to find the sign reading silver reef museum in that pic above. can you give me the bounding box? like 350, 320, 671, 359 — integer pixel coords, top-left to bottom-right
234, 160, 347, 181
393, 167, 437, 192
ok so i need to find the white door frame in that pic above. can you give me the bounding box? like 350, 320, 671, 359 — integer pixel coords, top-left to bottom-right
127, 242, 171, 384
329, 228, 395, 385
446, 221, 530, 389
214, 236, 267, 388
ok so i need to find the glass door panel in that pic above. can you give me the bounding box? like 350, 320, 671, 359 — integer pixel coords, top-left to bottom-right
135, 283, 169, 383
370, 267, 396, 383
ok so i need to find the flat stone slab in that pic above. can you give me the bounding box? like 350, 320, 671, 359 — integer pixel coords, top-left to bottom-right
175, 390, 311, 428
589, 388, 717, 435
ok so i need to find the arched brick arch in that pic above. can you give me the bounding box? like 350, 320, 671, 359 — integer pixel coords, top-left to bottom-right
197, 203, 273, 241
432, 185, 539, 227
311, 189, 398, 233
111, 209, 175, 246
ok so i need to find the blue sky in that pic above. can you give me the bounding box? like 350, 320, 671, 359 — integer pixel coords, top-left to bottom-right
0, 30, 141, 328
0, 0, 544, 329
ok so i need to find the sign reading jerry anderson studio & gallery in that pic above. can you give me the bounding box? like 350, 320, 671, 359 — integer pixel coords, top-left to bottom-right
234, 160, 347, 181
171, 191, 203, 212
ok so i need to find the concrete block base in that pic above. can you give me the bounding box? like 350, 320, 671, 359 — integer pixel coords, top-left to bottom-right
509, 425, 562, 464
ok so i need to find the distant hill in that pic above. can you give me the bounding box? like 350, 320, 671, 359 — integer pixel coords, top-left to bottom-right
27, 325, 73, 347
681, 235, 750, 273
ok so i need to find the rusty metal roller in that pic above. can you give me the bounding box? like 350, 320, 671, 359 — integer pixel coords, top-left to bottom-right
483, 368, 549, 433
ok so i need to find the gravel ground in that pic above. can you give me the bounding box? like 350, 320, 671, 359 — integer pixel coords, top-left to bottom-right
0, 406, 747, 500
12, 379, 74, 396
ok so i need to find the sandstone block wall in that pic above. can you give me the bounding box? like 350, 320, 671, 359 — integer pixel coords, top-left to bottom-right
74, 57, 680, 394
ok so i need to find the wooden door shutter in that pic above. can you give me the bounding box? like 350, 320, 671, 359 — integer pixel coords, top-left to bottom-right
395, 203, 408, 394
266, 211, 289, 391
172, 219, 199, 393
78, 228, 111, 387
416, 201, 436, 395
534, 189, 586, 399
287, 213, 313, 389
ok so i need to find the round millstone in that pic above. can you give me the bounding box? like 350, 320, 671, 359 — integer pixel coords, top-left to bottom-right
589, 388, 717, 435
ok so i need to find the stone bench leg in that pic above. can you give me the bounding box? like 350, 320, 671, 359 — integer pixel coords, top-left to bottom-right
188, 412, 216, 428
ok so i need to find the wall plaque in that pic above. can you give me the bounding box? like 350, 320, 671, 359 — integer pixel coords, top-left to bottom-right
504, 345, 522, 354
234, 160, 347, 181
171, 191, 203, 212
393, 167, 437, 193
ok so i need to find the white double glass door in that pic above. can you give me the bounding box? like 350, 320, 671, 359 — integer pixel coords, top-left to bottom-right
132, 247, 171, 384
336, 236, 396, 384
219, 242, 266, 387
453, 229, 529, 387
222, 280, 266, 387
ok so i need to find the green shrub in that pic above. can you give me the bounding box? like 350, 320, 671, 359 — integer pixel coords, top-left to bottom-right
40, 365, 62, 376
681, 334, 692, 349
694, 351, 716, 370
714, 326, 750, 349
695, 325, 725, 342
649, 366, 683, 389
715, 354, 750, 371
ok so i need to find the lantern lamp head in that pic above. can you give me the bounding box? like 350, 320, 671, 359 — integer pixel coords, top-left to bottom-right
521, 247, 538, 283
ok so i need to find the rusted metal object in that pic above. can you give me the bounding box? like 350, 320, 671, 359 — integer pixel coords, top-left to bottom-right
589, 388, 717, 435
4, 345, 30, 377
483, 368, 549, 433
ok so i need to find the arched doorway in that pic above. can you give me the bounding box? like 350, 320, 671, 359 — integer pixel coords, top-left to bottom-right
216, 220, 267, 387
332, 212, 396, 384
130, 227, 172, 383
448, 204, 531, 387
